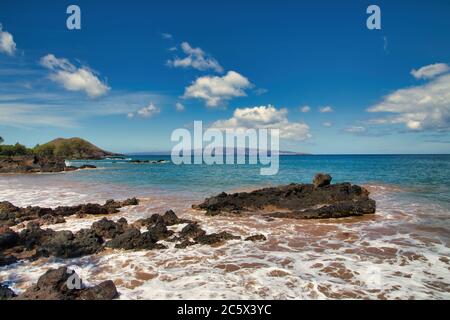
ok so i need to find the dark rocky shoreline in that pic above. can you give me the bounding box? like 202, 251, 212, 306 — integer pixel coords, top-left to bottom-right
0, 155, 96, 174
0, 173, 376, 300
193, 173, 376, 219
0, 204, 264, 299
0, 198, 139, 228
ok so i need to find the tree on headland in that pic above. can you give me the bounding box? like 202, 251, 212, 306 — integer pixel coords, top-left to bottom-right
0, 136, 4, 145
0, 142, 31, 157
33, 143, 56, 158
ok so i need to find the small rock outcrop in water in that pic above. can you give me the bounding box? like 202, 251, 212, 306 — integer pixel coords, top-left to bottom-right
15, 267, 118, 300
0, 283, 17, 300
193, 174, 376, 219
0, 198, 139, 227
245, 234, 267, 242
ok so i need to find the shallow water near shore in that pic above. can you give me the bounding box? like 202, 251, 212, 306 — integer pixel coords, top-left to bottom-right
1, 155, 449, 299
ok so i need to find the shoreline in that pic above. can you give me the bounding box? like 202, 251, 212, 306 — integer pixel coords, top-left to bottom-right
1, 174, 449, 299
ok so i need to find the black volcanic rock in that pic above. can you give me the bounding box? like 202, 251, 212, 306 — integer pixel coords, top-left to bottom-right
92, 217, 128, 238
194, 232, 241, 245
1, 207, 257, 263
179, 223, 206, 239
105, 228, 166, 250
193, 174, 376, 219
313, 173, 332, 188
174, 239, 197, 249
0, 253, 17, 267
146, 217, 173, 242
28, 227, 103, 259
0, 227, 20, 249
78, 165, 97, 169
15, 267, 118, 300
0, 283, 16, 300
40, 214, 66, 226
134, 209, 190, 228
19, 222, 56, 250
0, 198, 140, 228
245, 234, 267, 242
0, 156, 67, 174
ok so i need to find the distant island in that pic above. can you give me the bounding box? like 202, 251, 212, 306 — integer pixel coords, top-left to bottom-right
130, 148, 309, 156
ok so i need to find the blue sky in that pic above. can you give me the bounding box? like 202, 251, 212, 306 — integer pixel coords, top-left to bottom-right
0, 0, 450, 154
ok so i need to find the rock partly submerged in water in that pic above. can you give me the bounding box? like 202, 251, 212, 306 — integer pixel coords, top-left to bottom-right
15, 222, 104, 259
0, 253, 17, 267
193, 174, 376, 219
0, 283, 17, 300
245, 234, 267, 242
0, 209, 252, 265
134, 209, 190, 228
0, 198, 140, 227
0, 156, 66, 174
15, 266, 118, 300
0, 155, 97, 174
105, 227, 167, 250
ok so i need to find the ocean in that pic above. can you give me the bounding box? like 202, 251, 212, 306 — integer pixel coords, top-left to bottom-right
0, 155, 449, 299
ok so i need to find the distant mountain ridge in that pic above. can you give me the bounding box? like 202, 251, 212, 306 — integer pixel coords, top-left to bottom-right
129, 148, 309, 156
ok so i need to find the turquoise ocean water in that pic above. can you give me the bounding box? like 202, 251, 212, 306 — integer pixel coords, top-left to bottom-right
68, 154, 450, 208
1, 154, 449, 299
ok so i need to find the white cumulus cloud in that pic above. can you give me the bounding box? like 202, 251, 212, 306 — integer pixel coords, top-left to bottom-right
300, 105, 311, 113
319, 106, 334, 113
212, 105, 311, 141
167, 42, 223, 73
368, 65, 450, 131
175, 102, 185, 112
40, 54, 110, 98
183, 71, 251, 107
0, 24, 17, 56
411, 63, 450, 80
128, 103, 160, 119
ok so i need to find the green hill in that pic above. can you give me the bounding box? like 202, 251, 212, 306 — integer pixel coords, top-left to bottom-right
34, 138, 117, 160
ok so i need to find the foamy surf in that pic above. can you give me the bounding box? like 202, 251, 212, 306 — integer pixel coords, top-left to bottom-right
0, 176, 449, 299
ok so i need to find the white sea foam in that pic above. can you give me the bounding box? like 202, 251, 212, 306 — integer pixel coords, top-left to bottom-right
0, 176, 449, 299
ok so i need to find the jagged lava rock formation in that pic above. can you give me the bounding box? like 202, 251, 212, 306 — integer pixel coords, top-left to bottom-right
193, 173, 376, 219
